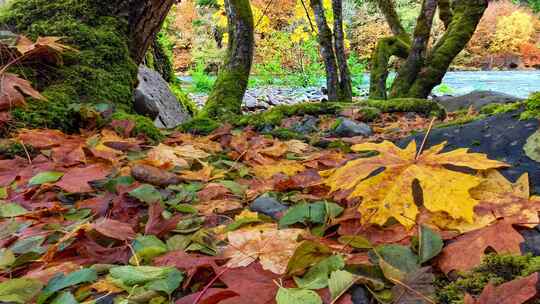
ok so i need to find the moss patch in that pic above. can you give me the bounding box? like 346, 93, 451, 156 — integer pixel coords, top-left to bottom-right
111, 112, 163, 142
435, 254, 540, 304
362, 98, 446, 119
1, 0, 138, 132
521, 92, 540, 120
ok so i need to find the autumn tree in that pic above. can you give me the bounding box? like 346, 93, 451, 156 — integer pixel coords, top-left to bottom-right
369, 0, 489, 100
310, 0, 353, 102
203, 0, 255, 119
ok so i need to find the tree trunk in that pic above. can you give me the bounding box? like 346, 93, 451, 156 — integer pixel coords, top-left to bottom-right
332, 0, 352, 102
0, 0, 177, 131
311, 0, 352, 102
369, 0, 488, 100
203, 0, 254, 119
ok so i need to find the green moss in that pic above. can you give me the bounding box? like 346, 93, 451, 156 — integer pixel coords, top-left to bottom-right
369, 36, 410, 100
480, 102, 523, 116
0, 140, 37, 159
170, 83, 197, 116
111, 112, 163, 142
1, 0, 138, 132
436, 254, 540, 304
179, 117, 221, 135
203, 68, 251, 118
363, 98, 446, 119
521, 92, 540, 120
268, 128, 306, 140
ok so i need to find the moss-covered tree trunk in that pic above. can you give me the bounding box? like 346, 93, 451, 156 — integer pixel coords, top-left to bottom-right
0, 0, 175, 131
369, 0, 488, 100
311, 0, 352, 102
202, 0, 254, 119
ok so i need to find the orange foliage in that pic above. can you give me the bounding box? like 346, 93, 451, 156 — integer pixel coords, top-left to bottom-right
520, 42, 540, 68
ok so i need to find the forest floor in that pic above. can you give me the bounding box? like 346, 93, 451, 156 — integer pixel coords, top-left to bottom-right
0, 106, 539, 304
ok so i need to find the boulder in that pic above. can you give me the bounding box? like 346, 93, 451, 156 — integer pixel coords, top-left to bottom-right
435, 90, 522, 112
134, 65, 191, 128
401, 111, 540, 194
331, 118, 373, 138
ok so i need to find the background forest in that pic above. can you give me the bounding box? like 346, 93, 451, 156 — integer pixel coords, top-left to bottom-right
165, 0, 540, 92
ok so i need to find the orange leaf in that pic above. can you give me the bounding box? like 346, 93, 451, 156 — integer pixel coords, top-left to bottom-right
0, 73, 46, 110
464, 272, 539, 304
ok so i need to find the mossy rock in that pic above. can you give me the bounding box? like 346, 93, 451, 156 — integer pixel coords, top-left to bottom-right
111, 112, 164, 142
435, 254, 540, 304
362, 98, 446, 119
1, 0, 137, 132
521, 92, 540, 120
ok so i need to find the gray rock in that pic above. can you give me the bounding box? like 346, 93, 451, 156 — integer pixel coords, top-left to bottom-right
134, 65, 191, 128
435, 90, 522, 112
290, 116, 319, 134
332, 118, 373, 137
350, 285, 371, 304
250, 194, 288, 219
401, 110, 540, 194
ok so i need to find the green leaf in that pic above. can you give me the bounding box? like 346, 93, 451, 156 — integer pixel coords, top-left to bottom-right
0, 249, 15, 269
294, 255, 345, 289
226, 216, 263, 231
337, 235, 372, 249
276, 287, 322, 304
129, 184, 162, 204
9, 235, 45, 254
0, 187, 7, 199
104, 176, 135, 193
373, 245, 419, 275
109, 266, 183, 294
166, 235, 191, 251
328, 270, 356, 301
286, 241, 332, 275
50, 292, 78, 304
418, 225, 443, 264
0, 278, 42, 303
144, 268, 184, 295
0, 203, 28, 218
132, 235, 168, 263
37, 268, 97, 304
219, 180, 247, 196
174, 203, 198, 214
29, 171, 64, 186
279, 201, 343, 227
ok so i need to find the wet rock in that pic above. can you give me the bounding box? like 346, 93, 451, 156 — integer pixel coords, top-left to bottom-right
290, 116, 320, 134
350, 285, 371, 304
250, 194, 288, 219
435, 90, 522, 112
401, 110, 540, 194
134, 65, 191, 128
520, 227, 540, 256
331, 118, 373, 137
131, 164, 182, 187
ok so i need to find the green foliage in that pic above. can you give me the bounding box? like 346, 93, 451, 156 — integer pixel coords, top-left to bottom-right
436, 254, 540, 304
179, 117, 221, 135
348, 54, 367, 96
189, 61, 216, 93
2, 0, 138, 132
480, 102, 523, 116
111, 112, 164, 142
521, 91, 540, 119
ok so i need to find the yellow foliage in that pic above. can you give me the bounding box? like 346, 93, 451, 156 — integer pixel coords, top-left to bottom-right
491, 11, 535, 53
323, 141, 508, 228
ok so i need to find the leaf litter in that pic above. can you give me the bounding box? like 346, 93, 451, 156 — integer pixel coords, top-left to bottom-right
0, 115, 538, 304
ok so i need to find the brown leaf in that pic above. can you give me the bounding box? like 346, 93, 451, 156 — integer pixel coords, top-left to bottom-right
145, 203, 182, 237
131, 164, 182, 187
391, 267, 436, 304
464, 272, 539, 304
0, 73, 46, 111
17, 129, 67, 149
218, 262, 280, 304
195, 199, 243, 215
437, 221, 524, 274
92, 218, 136, 241
175, 288, 239, 304
55, 163, 112, 193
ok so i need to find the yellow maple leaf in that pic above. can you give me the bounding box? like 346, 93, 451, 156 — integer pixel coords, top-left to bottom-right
252, 160, 305, 179
432, 170, 540, 233
179, 162, 225, 182
223, 224, 304, 274
323, 141, 508, 228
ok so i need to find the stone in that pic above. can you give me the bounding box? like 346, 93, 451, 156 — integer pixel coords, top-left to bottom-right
435, 90, 522, 112
134, 65, 191, 129
524, 129, 540, 163
250, 194, 288, 219
331, 118, 373, 138
520, 227, 540, 256
401, 111, 540, 194
350, 285, 371, 304
290, 116, 320, 134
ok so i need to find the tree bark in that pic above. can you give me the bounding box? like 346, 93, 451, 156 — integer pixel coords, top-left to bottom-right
369, 0, 488, 99
311, 0, 340, 101
332, 0, 352, 101
203, 0, 254, 118
311, 0, 352, 102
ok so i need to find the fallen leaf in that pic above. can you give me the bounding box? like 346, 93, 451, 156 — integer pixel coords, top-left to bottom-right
391, 267, 436, 304
145, 143, 191, 169
223, 224, 304, 274
464, 272, 539, 304
55, 163, 111, 193
252, 160, 305, 179
0, 73, 45, 111
437, 221, 524, 274
91, 218, 136, 241
195, 199, 243, 214
323, 140, 508, 227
